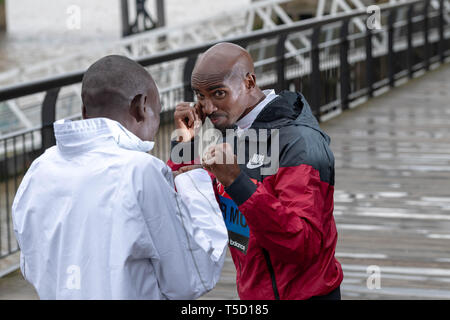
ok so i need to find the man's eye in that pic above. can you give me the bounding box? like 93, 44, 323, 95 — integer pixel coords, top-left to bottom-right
214, 90, 226, 98
196, 92, 205, 100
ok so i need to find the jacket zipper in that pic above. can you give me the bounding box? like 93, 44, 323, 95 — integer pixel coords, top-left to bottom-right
262, 249, 280, 300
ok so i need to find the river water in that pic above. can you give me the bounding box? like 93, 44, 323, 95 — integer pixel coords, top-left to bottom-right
0, 0, 251, 74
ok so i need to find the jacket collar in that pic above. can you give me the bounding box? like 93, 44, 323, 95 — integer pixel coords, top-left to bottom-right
251, 90, 330, 145
235, 89, 278, 131
53, 117, 155, 153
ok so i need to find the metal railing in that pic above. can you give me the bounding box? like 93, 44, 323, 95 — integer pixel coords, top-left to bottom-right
0, 0, 449, 263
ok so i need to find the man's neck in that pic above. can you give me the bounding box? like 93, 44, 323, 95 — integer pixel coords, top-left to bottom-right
237, 88, 266, 121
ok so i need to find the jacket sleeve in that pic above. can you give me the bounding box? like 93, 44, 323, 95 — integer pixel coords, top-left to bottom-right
138, 160, 228, 300
225, 164, 329, 266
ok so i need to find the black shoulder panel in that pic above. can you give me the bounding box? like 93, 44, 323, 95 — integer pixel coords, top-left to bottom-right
278, 124, 335, 186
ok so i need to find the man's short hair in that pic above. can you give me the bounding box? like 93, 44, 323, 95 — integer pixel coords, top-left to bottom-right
81, 55, 154, 115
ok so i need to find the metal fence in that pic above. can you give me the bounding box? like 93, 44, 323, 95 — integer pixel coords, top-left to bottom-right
0, 0, 449, 263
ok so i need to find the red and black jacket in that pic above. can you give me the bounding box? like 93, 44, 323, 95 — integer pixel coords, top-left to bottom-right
168, 91, 343, 300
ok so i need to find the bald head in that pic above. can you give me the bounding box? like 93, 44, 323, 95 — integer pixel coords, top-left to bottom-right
192, 43, 255, 88
81, 55, 158, 118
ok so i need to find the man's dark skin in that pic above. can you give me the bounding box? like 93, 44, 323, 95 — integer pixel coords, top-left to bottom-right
81, 55, 161, 143
174, 42, 266, 186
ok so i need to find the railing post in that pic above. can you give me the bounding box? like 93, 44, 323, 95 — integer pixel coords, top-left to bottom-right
340, 19, 350, 111
3, 139, 10, 253
276, 34, 287, 93
155, 0, 166, 28
438, 0, 445, 63
407, 4, 414, 79
183, 55, 197, 102
311, 26, 322, 120
423, 0, 430, 71
120, 0, 131, 37
41, 88, 60, 151
365, 19, 374, 98
388, 8, 396, 88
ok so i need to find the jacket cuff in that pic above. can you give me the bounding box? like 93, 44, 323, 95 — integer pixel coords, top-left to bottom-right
225, 171, 257, 206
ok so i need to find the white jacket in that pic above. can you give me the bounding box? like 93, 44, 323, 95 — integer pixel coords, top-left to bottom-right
12, 117, 228, 300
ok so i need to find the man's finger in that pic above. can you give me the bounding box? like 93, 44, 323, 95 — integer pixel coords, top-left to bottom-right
193, 108, 201, 128
179, 109, 194, 127
176, 102, 195, 110
206, 144, 216, 155
175, 107, 195, 121
202, 147, 216, 164
202, 153, 217, 166
194, 103, 206, 122
178, 165, 203, 173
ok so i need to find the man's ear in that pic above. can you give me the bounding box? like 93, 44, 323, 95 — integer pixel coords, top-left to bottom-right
244, 72, 256, 90
129, 94, 147, 122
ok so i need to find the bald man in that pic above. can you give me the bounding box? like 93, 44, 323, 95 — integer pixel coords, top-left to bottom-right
12, 55, 228, 299
168, 43, 343, 300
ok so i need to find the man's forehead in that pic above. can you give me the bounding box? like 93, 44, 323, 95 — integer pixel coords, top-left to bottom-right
191, 61, 247, 90
191, 70, 232, 89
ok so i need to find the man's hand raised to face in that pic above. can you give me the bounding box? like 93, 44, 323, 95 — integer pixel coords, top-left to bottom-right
202, 143, 241, 188
173, 102, 205, 142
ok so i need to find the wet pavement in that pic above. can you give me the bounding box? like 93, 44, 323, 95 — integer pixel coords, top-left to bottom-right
323, 62, 450, 299
1, 62, 450, 300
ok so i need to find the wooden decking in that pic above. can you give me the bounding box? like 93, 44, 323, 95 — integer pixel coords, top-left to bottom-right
1, 62, 450, 300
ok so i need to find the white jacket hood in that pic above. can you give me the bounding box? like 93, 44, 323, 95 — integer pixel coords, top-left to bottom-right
54, 117, 155, 153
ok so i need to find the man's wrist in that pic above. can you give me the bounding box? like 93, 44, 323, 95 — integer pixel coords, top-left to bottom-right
224, 171, 257, 206
220, 170, 240, 187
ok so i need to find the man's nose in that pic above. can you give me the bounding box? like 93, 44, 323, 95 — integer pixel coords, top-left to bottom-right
200, 99, 218, 115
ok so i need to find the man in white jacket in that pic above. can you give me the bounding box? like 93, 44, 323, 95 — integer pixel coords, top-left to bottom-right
11, 55, 228, 300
